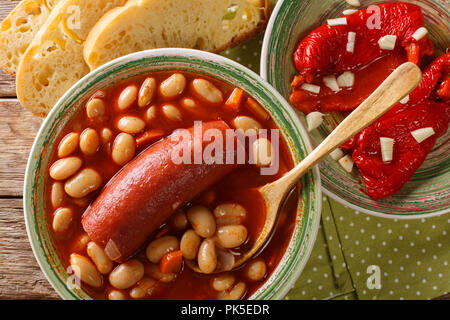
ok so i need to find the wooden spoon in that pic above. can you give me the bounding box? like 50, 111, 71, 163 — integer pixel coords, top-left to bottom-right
188, 62, 422, 274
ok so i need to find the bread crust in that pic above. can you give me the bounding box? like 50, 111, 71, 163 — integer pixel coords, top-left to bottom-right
84, 0, 271, 70
16, 0, 126, 117
214, 0, 271, 53
15, 0, 270, 117
0, 0, 62, 76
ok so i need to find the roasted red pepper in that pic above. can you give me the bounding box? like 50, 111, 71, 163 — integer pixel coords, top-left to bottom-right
288, 1, 448, 200
290, 2, 434, 114
294, 2, 433, 82
290, 51, 407, 113
344, 53, 450, 199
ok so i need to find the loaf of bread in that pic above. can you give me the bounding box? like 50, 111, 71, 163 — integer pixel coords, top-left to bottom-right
0, 0, 62, 76
16, 0, 126, 117
84, 0, 270, 70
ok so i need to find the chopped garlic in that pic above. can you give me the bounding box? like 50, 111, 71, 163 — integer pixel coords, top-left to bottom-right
301, 83, 321, 94
343, 9, 358, 15
412, 27, 428, 41
378, 35, 397, 50
348, 31, 356, 42
339, 155, 354, 173
323, 75, 340, 92
306, 112, 324, 132
411, 127, 435, 143
337, 71, 355, 87
346, 0, 360, 6
330, 148, 345, 161
347, 42, 355, 53
400, 95, 410, 104
380, 137, 394, 162
347, 32, 356, 53
328, 17, 347, 26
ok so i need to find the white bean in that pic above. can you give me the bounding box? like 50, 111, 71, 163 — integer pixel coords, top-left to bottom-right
252, 138, 273, 167
187, 205, 216, 238
180, 230, 201, 260
64, 168, 102, 198
117, 116, 146, 134
192, 79, 223, 104
86, 98, 105, 118
216, 225, 248, 248
212, 273, 235, 292
52, 207, 73, 233
160, 73, 186, 99
118, 85, 138, 110
162, 104, 182, 121
214, 203, 246, 226
51, 182, 64, 208
170, 210, 189, 231
49, 157, 82, 180
197, 238, 217, 274
246, 260, 267, 281
180, 98, 198, 112
232, 116, 262, 134
79, 129, 100, 156
87, 241, 113, 275
109, 259, 144, 289
218, 282, 246, 300
145, 106, 157, 122
146, 236, 179, 264
101, 128, 113, 144
58, 132, 79, 157
129, 277, 157, 299
108, 290, 127, 300
112, 133, 136, 166
138, 77, 156, 107
70, 253, 102, 288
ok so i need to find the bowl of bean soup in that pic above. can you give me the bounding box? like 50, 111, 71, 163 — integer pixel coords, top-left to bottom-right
24, 49, 321, 300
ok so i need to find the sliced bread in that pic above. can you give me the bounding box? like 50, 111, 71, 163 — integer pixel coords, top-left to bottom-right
16, 0, 126, 117
84, 0, 270, 70
0, 0, 62, 76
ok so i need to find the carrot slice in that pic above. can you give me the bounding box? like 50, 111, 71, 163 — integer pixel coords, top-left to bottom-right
246, 97, 269, 121
160, 250, 183, 274
225, 88, 244, 112
136, 129, 164, 148
291, 75, 305, 88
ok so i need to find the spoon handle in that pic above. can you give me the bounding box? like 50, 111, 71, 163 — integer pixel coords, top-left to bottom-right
279, 62, 422, 188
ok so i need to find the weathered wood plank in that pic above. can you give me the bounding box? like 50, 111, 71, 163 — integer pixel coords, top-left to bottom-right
0, 0, 20, 21
0, 198, 59, 299
0, 99, 42, 197
0, 1, 20, 96
0, 2, 63, 300
0, 73, 15, 97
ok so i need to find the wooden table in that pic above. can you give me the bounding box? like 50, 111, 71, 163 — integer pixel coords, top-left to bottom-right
0, 0, 447, 301
0, 0, 59, 300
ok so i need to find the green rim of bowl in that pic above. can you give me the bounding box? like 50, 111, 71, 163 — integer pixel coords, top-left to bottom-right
24, 49, 321, 300
261, 0, 450, 219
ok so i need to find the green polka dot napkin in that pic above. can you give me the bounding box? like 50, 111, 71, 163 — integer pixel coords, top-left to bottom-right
221, 1, 450, 300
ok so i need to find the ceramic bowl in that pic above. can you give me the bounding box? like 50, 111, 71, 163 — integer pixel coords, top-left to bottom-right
24, 48, 321, 300
261, 0, 449, 219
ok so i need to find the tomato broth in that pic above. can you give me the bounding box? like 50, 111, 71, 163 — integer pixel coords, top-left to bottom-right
46, 71, 299, 300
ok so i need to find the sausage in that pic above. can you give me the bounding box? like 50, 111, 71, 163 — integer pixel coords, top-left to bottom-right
81, 120, 243, 262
